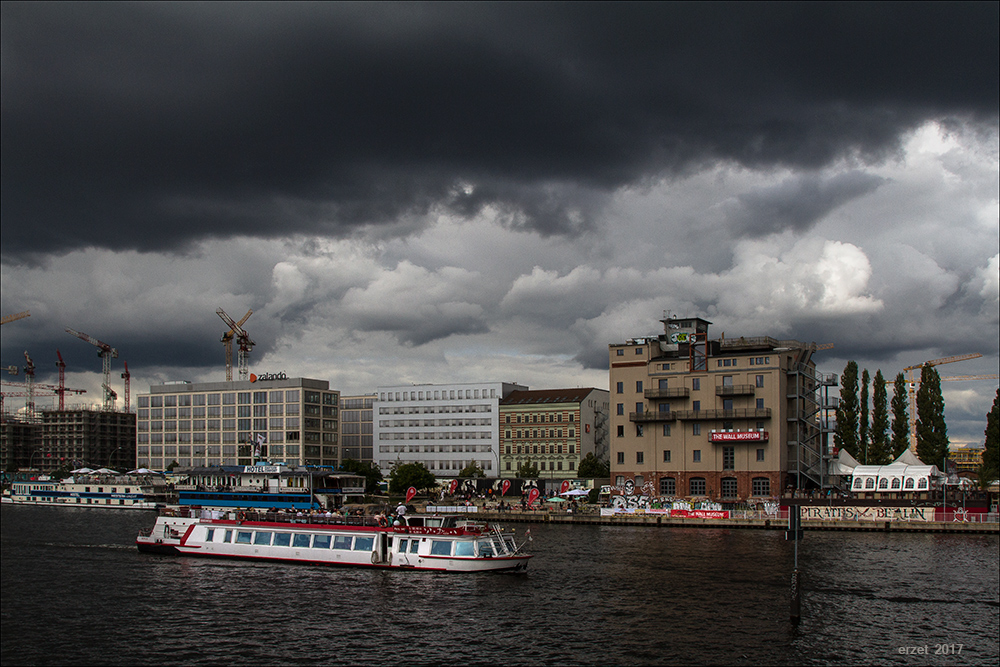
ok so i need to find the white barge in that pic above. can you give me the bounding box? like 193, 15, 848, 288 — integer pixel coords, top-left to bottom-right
136, 510, 532, 573
3, 475, 165, 510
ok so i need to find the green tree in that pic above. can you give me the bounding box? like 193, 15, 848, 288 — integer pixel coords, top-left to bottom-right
915, 365, 949, 466
340, 458, 383, 494
577, 453, 610, 478
388, 462, 437, 494
868, 370, 891, 465
859, 368, 870, 463
516, 460, 539, 477
978, 388, 999, 489
458, 462, 485, 477
834, 361, 860, 459
890, 372, 910, 458
166, 459, 179, 471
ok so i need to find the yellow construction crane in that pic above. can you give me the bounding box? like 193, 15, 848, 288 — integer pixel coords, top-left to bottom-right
901, 353, 984, 453
1, 311, 30, 325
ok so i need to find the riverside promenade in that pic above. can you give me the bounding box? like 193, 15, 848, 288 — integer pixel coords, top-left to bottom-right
449, 507, 999, 534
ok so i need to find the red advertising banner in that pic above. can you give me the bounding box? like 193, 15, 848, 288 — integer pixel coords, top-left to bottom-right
672, 509, 731, 519
709, 431, 768, 443
448, 479, 458, 495
526, 487, 540, 507
501, 479, 511, 496
405, 487, 417, 503
560, 480, 570, 494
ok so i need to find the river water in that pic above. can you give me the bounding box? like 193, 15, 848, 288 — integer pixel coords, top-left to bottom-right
1, 505, 997, 666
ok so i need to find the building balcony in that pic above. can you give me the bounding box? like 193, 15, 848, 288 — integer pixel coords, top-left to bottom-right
644, 387, 690, 399
629, 410, 677, 423
672, 408, 772, 421
715, 385, 756, 396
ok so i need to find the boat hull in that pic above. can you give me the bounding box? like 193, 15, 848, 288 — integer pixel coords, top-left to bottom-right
136, 515, 531, 573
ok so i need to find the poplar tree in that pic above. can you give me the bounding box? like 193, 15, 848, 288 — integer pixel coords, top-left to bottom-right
915, 365, 949, 466
869, 370, 891, 465
979, 388, 999, 489
890, 372, 910, 458
834, 361, 860, 460
859, 369, 870, 463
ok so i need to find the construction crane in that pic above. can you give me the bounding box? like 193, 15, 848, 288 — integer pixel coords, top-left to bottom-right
0, 310, 30, 325
216, 308, 255, 381
219, 309, 252, 382
1, 352, 86, 419
65, 327, 119, 411
901, 353, 984, 453
121, 361, 131, 412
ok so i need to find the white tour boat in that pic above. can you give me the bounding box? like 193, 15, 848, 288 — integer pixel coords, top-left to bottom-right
136, 509, 532, 573
3, 475, 165, 510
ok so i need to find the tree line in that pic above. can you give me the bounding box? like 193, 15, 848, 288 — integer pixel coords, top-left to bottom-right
834, 361, 999, 487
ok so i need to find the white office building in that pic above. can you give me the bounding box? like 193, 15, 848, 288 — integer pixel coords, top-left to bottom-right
374, 382, 527, 477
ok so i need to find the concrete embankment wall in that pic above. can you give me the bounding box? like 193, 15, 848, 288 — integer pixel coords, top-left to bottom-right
476, 511, 999, 534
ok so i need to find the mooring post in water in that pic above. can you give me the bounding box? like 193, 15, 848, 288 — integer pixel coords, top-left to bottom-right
786, 504, 803, 624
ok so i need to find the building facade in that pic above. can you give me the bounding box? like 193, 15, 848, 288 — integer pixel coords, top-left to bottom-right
609, 315, 836, 502
136, 377, 339, 470
499, 388, 610, 478
374, 382, 527, 476
340, 394, 375, 463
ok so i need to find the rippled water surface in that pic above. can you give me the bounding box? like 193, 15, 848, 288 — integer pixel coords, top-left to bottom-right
2, 506, 997, 665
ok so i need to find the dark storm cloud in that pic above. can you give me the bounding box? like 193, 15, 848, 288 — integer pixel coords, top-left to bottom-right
726, 171, 887, 237
2, 2, 997, 257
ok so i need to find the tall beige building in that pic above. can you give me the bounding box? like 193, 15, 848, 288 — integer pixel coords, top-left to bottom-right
609, 315, 836, 501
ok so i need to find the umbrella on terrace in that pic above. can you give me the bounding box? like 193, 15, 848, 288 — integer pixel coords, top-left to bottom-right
127, 468, 162, 475
560, 489, 591, 496
92, 468, 121, 475
71, 467, 94, 474
544, 496, 568, 502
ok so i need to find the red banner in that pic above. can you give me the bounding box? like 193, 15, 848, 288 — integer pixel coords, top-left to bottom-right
405, 487, 416, 503
448, 479, 458, 495
501, 479, 511, 496
526, 488, 540, 507
560, 480, 570, 494
671, 509, 730, 519
709, 431, 768, 443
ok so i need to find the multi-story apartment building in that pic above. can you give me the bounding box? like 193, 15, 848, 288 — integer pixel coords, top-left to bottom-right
1, 409, 136, 473
136, 377, 339, 470
340, 394, 375, 463
374, 382, 526, 476
609, 315, 836, 502
499, 388, 610, 478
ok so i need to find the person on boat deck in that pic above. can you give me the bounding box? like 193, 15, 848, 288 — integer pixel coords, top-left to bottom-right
396, 503, 406, 517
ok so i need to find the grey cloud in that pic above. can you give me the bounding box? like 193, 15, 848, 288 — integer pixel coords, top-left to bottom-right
2, 3, 996, 258
726, 172, 887, 237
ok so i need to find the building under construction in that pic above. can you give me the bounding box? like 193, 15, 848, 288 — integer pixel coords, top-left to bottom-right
1, 408, 137, 474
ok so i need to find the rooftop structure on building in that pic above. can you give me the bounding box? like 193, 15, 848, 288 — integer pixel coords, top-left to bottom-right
136, 377, 340, 472
374, 382, 527, 476
608, 313, 837, 503
499, 387, 610, 479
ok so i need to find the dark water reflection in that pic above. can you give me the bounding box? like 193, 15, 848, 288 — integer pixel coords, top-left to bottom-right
2, 506, 996, 665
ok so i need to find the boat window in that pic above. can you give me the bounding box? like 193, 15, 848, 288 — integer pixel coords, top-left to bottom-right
312, 535, 331, 549
292, 533, 311, 548
430, 540, 452, 556
254, 532, 272, 545
224, 530, 233, 543
398, 539, 408, 552
406, 517, 423, 527
410, 541, 419, 554
236, 531, 253, 544
478, 541, 494, 557
334, 535, 353, 550
455, 541, 475, 557
424, 518, 443, 527
273, 533, 291, 547
354, 536, 374, 551
205, 529, 215, 542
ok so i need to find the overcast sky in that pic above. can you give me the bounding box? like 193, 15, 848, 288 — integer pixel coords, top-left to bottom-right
2, 3, 997, 448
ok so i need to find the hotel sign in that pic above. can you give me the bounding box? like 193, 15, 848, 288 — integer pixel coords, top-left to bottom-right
710, 431, 768, 443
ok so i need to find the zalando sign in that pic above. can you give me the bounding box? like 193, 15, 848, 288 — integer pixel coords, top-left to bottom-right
249, 372, 288, 383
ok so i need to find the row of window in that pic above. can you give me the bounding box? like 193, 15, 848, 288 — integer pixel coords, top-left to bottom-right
138, 431, 310, 444
379, 432, 492, 440
618, 447, 767, 465
378, 418, 492, 427
852, 477, 929, 490
139, 444, 303, 456
505, 429, 576, 439
381, 389, 497, 401
506, 444, 576, 455
375, 459, 493, 471
505, 460, 575, 471
140, 391, 311, 408
632, 476, 771, 496
504, 413, 576, 423
378, 445, 493, 453
217, 529, 374, 551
